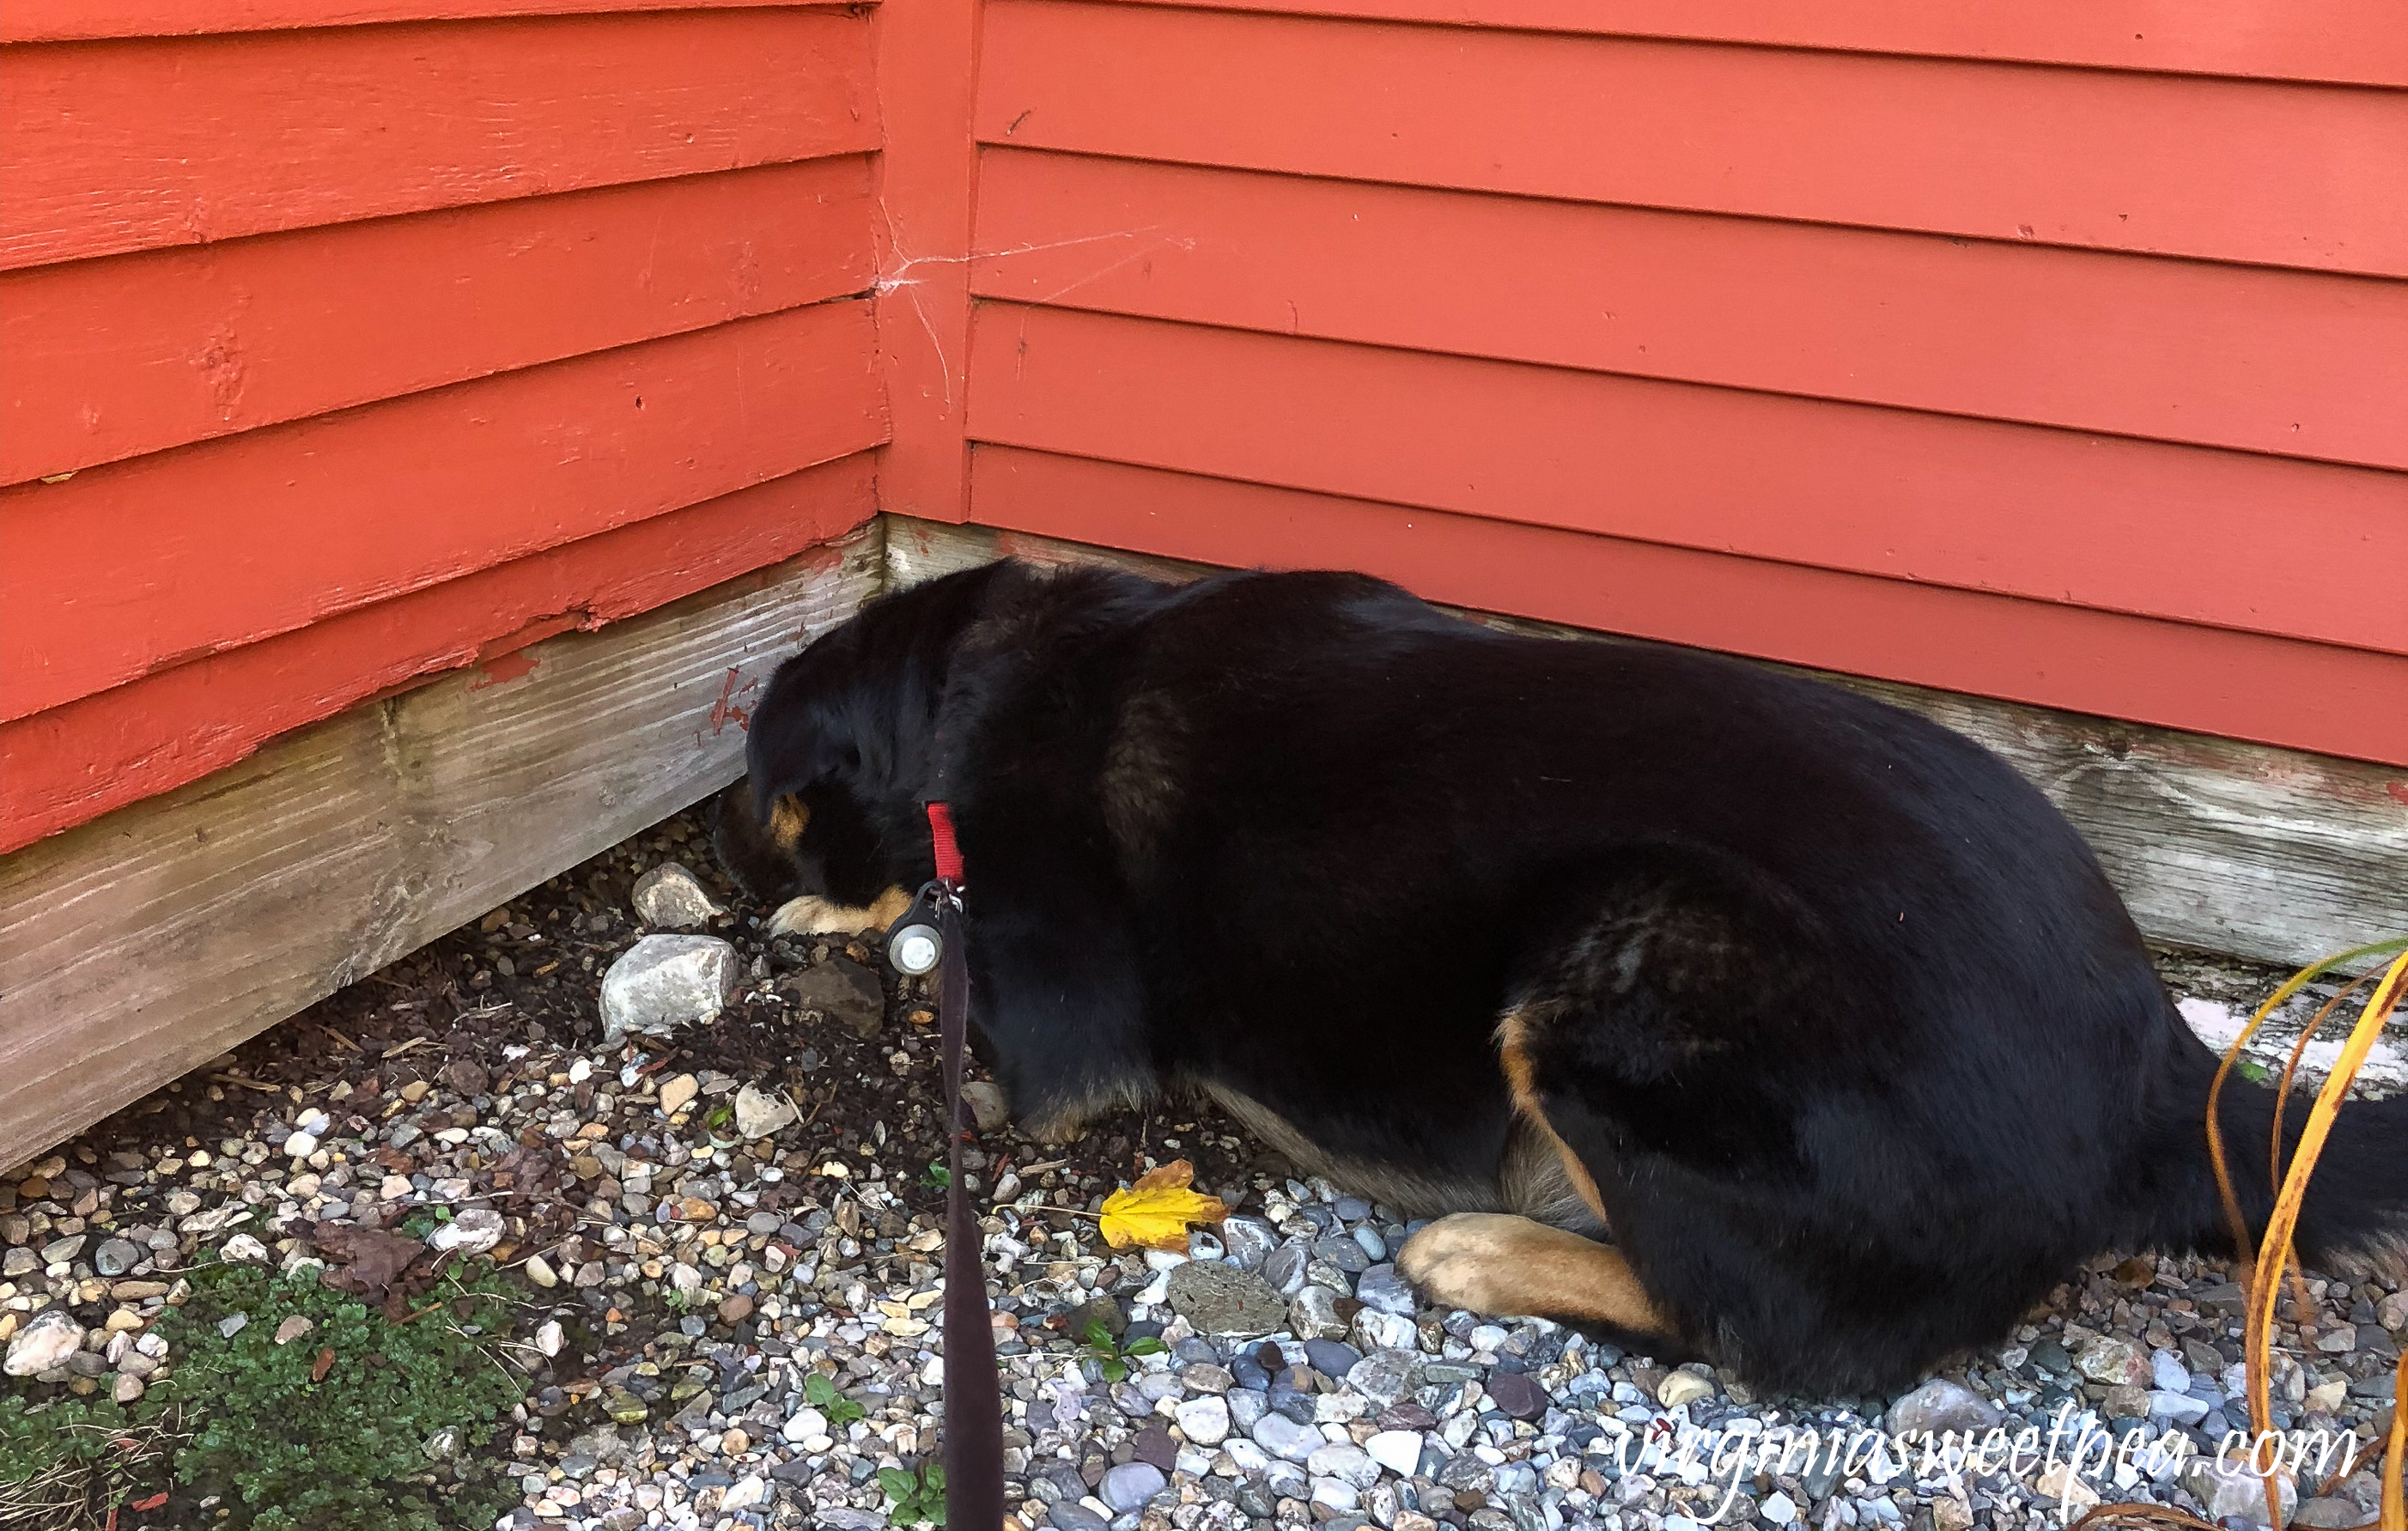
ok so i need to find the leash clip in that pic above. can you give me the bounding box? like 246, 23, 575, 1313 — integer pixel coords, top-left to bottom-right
889, 799, 967, 975
885, 878, 958, 975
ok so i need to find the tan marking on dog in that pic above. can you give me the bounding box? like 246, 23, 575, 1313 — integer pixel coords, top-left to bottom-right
1396, 1212, 1675, 1336
1019, 1078, 1156, 1146
1497, 1012, 1612, 1227
766, 794, 810, 851
767, 884, 912, 938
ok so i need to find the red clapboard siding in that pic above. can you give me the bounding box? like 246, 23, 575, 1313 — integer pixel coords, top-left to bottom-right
1065, 0, 2408, 90
977, 1, 2408, 277
973, 152, 2408, 471
5, 0, 793, 45
0, 457, 876, 854
971, 447, 2408, 766
966, 305, 2408, 658
0, 9, 878, 271
3, 157, 876, 484
0, 301, 884, 722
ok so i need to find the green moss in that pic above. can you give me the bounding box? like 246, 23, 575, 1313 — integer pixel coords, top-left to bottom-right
0, 1261, 532, 1529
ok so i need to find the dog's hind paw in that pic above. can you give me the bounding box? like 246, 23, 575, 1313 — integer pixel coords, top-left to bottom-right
1397, 1212, 1675, 1338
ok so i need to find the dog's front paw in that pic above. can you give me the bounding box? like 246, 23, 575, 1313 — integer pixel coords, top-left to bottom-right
769, 894, 886, 938
1396, 1212, 1528, 1315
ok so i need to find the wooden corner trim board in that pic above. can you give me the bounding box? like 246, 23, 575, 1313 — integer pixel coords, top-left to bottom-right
0, 527, 884, 1174
881, 515, 2408, 976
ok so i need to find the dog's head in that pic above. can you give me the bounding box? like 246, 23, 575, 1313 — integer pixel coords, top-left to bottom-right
712, 562, 1013, 907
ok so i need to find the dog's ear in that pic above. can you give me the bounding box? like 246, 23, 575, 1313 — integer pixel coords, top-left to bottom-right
745, 677, 860, 835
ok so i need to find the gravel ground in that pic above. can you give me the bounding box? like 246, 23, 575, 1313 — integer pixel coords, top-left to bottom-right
3, 806, 2401, 1531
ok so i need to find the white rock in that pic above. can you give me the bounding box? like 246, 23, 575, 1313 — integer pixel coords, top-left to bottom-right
2186, 1458, 2297, 1527
222, 1233, 271, 1264
283, 1131, 319, 1157
721, 1473, 769, 1511
430, 1207, 505, 1255
1886, 1377, 2003, 1437
3, 1309, 84, 1376
783, 1406, 830, 1444
633, 862, 724, 930
525, 1255, 559, 1288
1760, 1491, 1798, 1524
1365, 1430, 1425, 1477
273, 1315, 314, 1345
1657, 1370, 1713, 1408
1174, 1394, 1230, 1446
599, 935, 739, 1043
733, 1084, 798, 1139
536, 1321, 563, 1358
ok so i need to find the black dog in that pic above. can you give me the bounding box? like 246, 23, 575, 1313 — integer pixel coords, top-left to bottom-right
715, 558, 2405, 1393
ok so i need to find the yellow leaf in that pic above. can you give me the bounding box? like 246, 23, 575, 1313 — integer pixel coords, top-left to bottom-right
1097, 1160, 1229, 1253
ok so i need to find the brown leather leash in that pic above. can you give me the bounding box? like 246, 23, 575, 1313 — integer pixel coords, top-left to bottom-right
888, 803, 1005, 1531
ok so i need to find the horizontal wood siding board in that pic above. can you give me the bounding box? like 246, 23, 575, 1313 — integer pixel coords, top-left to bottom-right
0, 457, 877, 854
5, 0, 808, 45
1057, 0, 2408, 90
977, 1, 2408, 277
972, 152, 2408, 471
965, 447, 2408, 766
0, 534, 884, 1174
0, 301, 885, 722
966, 306, 2408, 659
0, 9, 878, 271
3, 157, 877, 484
890, 515, 2408, 973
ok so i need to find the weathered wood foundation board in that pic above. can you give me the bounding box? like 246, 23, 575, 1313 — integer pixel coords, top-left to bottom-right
0, 529, 881, 1172
885, 517, 2408, 973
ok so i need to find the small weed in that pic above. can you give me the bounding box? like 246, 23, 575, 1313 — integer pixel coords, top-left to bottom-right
880, 1461, 946, 1527
146, 1261, 524, 1529
0, 1394, 178, 1528
1080, 1319, 1165, 1384
804, 1371, 865, 1428
920, 1160, 952, 1191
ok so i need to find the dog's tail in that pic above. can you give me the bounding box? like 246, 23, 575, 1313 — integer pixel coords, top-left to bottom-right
2137, 1020, 2408, 1263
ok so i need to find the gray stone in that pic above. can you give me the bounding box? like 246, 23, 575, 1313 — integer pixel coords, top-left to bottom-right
1289, 1285, 1352, 1341
782, 957, 886, 1039
1252, 1411, 1321, 1463
1228, 1388, 1269, 1432
732, 1083, 798, 1139
1166, 1260, 1287, 1336
1347, 1349, 1426, 1409
1886, 1378, 2004, 1437
1100, 1461, 1166, 1512
1263, 1243, 1309, 1297
2185, 1457, 2297, 1527
599, 935, 739, 1042
1481, 1370, 1547, 1421
3, 1309, 83, 1377
631, 862, 722, 930
92, 1238, 143, 1277
1219, 1216, 1280, 1270
1308, 1443, 1381, 1489
960, 1080, 1010, 1133
1049, 1504, 1110, 1531
1354, 1263, 1415, 1317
